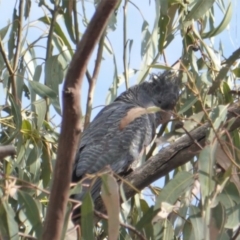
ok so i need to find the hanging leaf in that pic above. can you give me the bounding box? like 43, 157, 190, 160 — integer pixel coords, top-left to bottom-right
81, 192, 94, 240
28, 80, 57, 99
101, 173, 120, 240
186, 0, 215, 21
0, 199, 19, 240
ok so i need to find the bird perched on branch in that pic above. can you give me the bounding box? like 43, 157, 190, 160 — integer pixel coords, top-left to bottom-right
71, 70, 180, 216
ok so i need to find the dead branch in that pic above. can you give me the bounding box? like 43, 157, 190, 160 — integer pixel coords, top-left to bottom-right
42, 1, 120, 239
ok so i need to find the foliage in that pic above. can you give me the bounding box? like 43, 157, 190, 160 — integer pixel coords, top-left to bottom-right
0, 0, 240, 239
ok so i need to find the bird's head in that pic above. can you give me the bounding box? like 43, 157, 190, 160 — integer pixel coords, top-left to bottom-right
148, 71, 180, 111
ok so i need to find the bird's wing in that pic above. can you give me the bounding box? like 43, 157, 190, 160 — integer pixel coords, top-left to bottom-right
72, 102, 156, 181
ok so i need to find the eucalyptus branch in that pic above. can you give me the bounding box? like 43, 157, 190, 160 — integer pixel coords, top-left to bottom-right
42, 1, 119, 239
84, 31, 106, 129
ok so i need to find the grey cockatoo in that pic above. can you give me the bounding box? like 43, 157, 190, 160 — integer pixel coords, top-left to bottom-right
71, 70, 179, 217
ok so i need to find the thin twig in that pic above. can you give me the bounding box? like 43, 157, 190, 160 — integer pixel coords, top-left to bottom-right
44, 1, 60, 121
84, 31, 106, 129
146, 122, 168, 160
182, 126, 203, 150
73, 0, 80, 43
94, 210, 147, 240
123, 0, 129, 89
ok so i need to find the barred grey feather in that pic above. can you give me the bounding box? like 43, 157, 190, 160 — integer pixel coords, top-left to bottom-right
71, 71, 179, 209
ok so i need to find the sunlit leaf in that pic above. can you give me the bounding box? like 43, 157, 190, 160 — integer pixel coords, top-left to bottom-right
186, 0, 215, 21
202, 3, 232, 38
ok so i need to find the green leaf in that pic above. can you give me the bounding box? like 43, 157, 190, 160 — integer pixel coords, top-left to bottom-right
8, 8, 18, 60
198, 144, 216, 203
158, 13, 170, 54
101, 174, 120, 240
233, 67, 240, 77
182, 219, 194, 240
189, 206, 204, 240
3, 95, 22, 144
29, 80, 57, 99
202, 3, 233, 38
155, 171, 194, 208
186, 0, 215, 21
141, 20, 151, 57
176, 111, 204, 133
41, 144, 52, 188
34, 99, 47, 129
81, 192, 94, 240
0, 199, 18, 240
106, 53, 119, 104
211, 202, 226, 233
24, 0, 31, 19
209, 105, 228, 141
222, 81, 233, 104
38, 16, 73, 56
217, 182, 240, 228
178, 95, 198, 114
162, 219, 174, 240
61, 203, 73, 240
18, 191, 43, 238
31, 65, 42, 102
69, 182, 82, 196
45, 55, 64, 89
149, 64, 173, 71
51, 97, 62, 116
63, 9, 76, 44
0, 24, 11, 40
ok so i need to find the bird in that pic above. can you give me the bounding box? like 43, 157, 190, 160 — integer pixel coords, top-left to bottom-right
71, 70, 180, 218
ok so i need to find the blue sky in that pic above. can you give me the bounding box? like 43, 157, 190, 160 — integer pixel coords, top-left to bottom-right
0, 1, 239, 118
